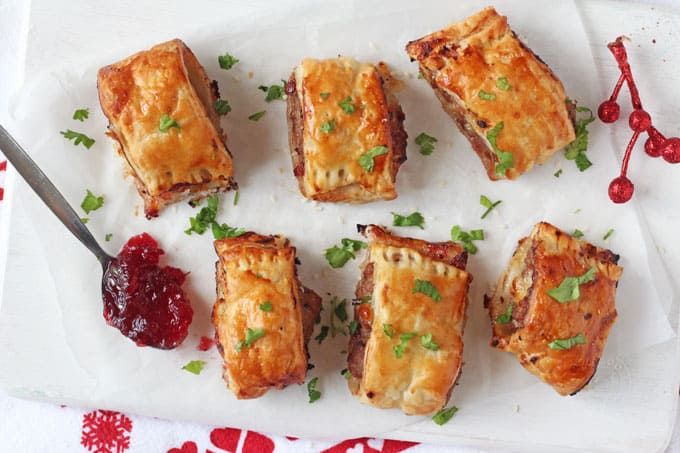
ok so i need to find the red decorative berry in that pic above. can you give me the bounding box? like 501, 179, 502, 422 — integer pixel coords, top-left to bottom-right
628, 109, 651, 132
598, 100, 620, 123
662, 137, 680, 163
608, 176, 634, 203
645, 127, 666, 157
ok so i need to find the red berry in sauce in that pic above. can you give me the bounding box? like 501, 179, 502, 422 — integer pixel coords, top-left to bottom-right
197, 336, 214, 351
608, 175, 634, 204
598, 100, 620, 123
102, 233, 193, 349
661, 137, 680, 164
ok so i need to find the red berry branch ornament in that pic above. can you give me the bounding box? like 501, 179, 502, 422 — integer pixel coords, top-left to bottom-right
598, 36, 680, 204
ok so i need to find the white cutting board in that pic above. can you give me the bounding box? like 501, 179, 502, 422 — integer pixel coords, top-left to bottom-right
0, 0, 679, 452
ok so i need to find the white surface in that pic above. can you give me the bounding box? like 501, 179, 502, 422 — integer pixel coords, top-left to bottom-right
0, 0, 679, 451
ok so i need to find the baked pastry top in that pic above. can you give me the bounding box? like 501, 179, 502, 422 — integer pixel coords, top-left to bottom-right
347, 225, 471, 415
406, 7, 576, 180
98, 39, 236, 218
486, 222, 623, 395
286, 57, 407, 202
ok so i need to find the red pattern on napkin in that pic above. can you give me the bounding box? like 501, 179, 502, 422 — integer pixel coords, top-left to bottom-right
81, 410, 133, 453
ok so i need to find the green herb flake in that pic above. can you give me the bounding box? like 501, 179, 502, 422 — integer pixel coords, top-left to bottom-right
348, 319, 359, 335
307, 377, 321, 403
393, 332, 416, 358
81, 217, 89, 224
334, 298, 348, 322
159, 114, 180, 133
182, 360, 206, 375
450, 225, 484, 254
315, 325, 329, 344
338, 96, 356, 114
185, 195, 245, 240
572, 229, 584, 239
235, 327, 266, 351
214, 99, 232, 116
358, 145, 389, 172
565, 104, 595, 171
486, 122, 514, 176
478, 90, 497, 101
554, 168, 563, 178
548, 333, 587, 350
433, 406, 458, 425
211, 222, 246, 240
341, 368, 351, 380
383, 323, 395, 338
248, 110, 266, 121
547, 267, 597, 303
218, 52, 239, 70
329, 296, 349, 337
324, 238, 367, 268
392, 211, 425, 229
320, 92, 331, 100
603, 228, 614, 240
60, 129, 95, 149
105, 233, 113, 242
413, 279, 442, 302
233, 190, 240, 206
72, 108, 89, 122
480, 195, 502, 219
258, 80, 287, 102
496, 77, 511, 91
259, 301, 273, 312
415, 132, 438, 156
81, 190, 104, 214
495, 303, 513, 324
420, 333, 440, 351
320, 119, 336, 133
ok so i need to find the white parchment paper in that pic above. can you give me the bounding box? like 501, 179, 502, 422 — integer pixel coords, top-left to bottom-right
1, 0, 676, 442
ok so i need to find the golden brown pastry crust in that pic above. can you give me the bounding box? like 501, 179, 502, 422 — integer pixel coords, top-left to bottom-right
347, 225, 471, 415
212, 232, 319, 399
97, 39, 236, 218
486, 222, 623, 395
406, 7, 575, 180
286, 57, 407, 202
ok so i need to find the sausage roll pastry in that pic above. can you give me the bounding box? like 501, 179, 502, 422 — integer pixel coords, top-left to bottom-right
98, 39, 237, 218
212, 232, 321, 399
485, 222, 623, 395
286, 57, 407, 202
406, 7, 576, 180
347, 225, 471, 415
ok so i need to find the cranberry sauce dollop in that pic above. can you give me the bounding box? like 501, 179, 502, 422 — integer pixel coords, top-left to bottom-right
102, 233, 193, 349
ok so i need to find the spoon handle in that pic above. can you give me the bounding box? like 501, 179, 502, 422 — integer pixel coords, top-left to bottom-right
0, 124, 111, 264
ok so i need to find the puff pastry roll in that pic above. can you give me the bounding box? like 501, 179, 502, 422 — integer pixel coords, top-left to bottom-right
485, 222, 623, 395
98, 39, 237, 218
212, 233, 321, 399
406, 7, 576, 180
286, 57, 407, 202
347, 225, 471, 415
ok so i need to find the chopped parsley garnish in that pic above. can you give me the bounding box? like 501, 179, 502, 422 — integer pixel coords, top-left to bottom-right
320, 119, 336, 133
432, 406, 458, 425
334, 298, 348, 322
478, 90, 496, 101
486, 122, 514, 176
72, 108, 89, 122
565, 105, 595, 171
81, 217, 89, 224
420, 333, 439, 351
233, 190, 240, 206
341, 368, 351, 380
329, 296, 348, 337
105, 233, 113, 242
392, 211, 425, 229
393, 332, 416, 358
413, 279, 441, 302
218, 52, 239, 70
548, 333, 586, 351
320, 92, 331, 100
358, 145, 388, 172
496, 77, 511, 91
572, 229, 584, 239
383, 323, 395, 338
307, 377, 321, 403
348, 319, 359, 335
324, 238, 367, 268
159, 114, 180, 132
315, 325, 329, 344
417, 72, 425, 79
258, 80, 287, 102
60, 130, 95, 149
184, 195, 245, 239
259, 301, 273, 312
81, 190, 104, 214
603, 228, 614, 240
182, 360, 206, 375
480, 195, 502, 219
415, 132, 437, 156
338, 96, 356, 114
235, 327, 266, 352
211, 222, 246, 240
495, 303, 513, 324
554, 169, 563, 178
450, 225, 484, 254
214, 99, 232, 115
248, 110, 266, 121
547, 267, 597, 303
